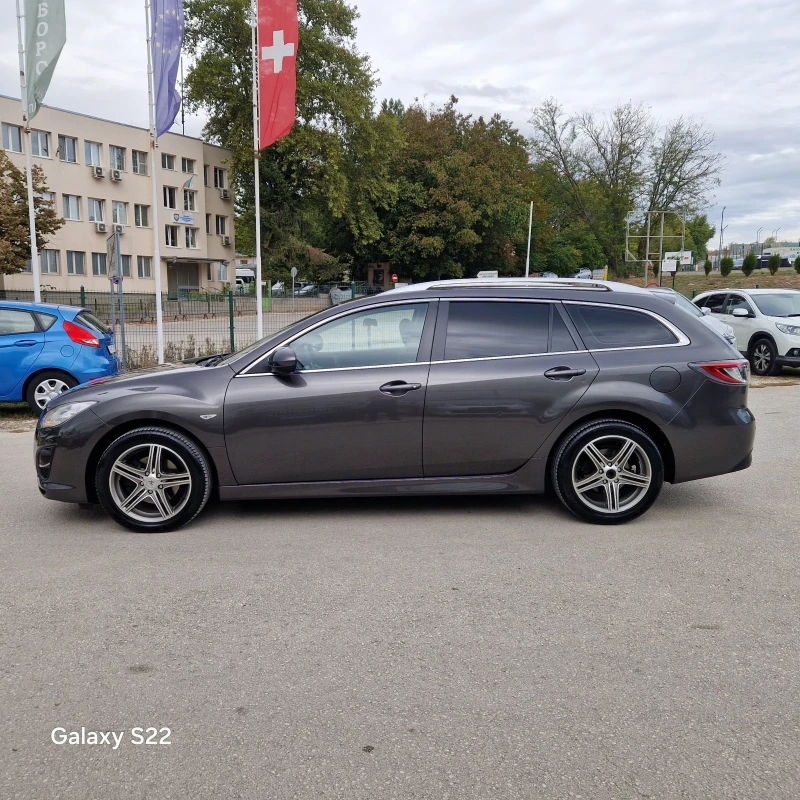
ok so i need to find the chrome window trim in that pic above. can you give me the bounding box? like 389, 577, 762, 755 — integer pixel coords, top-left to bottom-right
238, 299, 434, 377
430, 349, 588, 366
563, 300, 691, 350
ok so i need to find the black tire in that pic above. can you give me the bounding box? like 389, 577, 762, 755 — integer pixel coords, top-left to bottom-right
551, 419, 665, 525
749, 337, 779, 376
25, 370, 78, 413
95, 427, 212, 533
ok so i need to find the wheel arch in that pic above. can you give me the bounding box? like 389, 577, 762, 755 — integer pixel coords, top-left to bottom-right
545, 410, 676, 487
84, 418, 219, 504
746, 330, 777, 355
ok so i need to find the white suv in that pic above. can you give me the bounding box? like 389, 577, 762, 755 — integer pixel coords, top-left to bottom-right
693, 288, 800, 375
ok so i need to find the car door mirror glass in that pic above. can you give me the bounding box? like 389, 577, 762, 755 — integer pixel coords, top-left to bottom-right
269, 346, 298, 376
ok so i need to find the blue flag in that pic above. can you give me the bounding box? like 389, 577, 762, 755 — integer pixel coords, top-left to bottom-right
151, 0, 184, 137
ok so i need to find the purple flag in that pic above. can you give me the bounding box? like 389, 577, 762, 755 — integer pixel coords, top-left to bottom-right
151, 0, 185, 137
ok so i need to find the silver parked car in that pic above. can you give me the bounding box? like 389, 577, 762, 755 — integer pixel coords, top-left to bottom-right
35, 278, 755, 533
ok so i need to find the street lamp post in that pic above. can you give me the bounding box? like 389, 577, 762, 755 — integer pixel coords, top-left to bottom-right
717, 207, 726, 270
756, 227, 763, 256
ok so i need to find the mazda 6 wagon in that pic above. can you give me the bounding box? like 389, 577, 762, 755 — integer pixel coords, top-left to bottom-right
35, 279, 755, 532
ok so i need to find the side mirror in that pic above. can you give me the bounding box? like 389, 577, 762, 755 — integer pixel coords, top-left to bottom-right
700, 307, 711, 316
732, 307, 751, 318
269, 346, 298, 376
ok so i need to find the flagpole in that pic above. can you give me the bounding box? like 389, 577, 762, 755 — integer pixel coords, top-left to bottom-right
251, 0, 263, 340
15, 0, 41, 303
145, 0, 165, 364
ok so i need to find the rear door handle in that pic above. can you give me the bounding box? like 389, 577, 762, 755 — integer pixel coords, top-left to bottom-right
14, 340, 38, 348
379, 381, 422, 396
544, 366, 587, 381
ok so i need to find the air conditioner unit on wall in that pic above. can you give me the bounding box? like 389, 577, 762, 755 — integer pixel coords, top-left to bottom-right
95, 223, 108, 233
110, 169, 123, 182
220, 188, 231, 200
113, 224, 124, 234
221, 235, 232, 246
92, 166, 105, 179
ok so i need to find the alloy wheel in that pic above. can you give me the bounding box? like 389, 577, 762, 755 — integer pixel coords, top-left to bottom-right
571, 435, 652, 514
108, 443, 193, 523
33, 378, 70, 409
753, 343, 771, 374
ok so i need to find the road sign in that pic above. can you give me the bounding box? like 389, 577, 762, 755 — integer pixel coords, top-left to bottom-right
477, 270, 499, 279
661, 259, 678, 274
106, 233, 118, 280
290, 267, 298, 278
392, 274, 398, 283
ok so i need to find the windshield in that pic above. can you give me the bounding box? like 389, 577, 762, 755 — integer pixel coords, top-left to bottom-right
751, 293, 800, 318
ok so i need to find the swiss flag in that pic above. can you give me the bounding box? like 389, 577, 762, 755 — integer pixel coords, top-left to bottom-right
258, 0, 299, 149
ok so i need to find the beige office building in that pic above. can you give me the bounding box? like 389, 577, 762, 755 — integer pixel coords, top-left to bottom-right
0, 94, 236, 297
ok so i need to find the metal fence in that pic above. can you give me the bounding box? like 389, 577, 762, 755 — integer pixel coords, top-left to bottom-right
0, 283, 388, 371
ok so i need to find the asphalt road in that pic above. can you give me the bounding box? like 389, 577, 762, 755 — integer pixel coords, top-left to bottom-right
1, 386, 799, 799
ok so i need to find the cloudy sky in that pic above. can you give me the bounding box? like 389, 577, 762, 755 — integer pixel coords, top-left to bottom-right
2, 0, 798, 246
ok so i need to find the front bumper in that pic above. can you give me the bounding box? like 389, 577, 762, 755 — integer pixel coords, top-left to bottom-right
776, 352, 800, 369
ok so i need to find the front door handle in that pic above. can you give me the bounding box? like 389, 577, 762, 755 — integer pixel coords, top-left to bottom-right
379, 381, 422, 396
544, 366, 587, 381
14, 340, 38, 348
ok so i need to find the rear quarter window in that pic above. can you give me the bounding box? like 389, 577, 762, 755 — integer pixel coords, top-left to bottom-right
566, 304, 678, 349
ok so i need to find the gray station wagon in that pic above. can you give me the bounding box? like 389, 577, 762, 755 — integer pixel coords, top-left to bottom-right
35, 279, 755, 532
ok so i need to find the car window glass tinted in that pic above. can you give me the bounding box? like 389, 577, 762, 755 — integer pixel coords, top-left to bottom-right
725, 295, 754, 315
567, 305, 677, 349
699, 294, 728, 314
551, 308, 579, 352
34, 312, 58, 331
444, 302, 551, 361
76, 311, 111, 335
292, 303, 429, 371
0, 309, 37, 336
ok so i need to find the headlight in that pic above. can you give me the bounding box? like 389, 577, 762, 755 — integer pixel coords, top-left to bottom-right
40, 401, 97, 429
776, 323, 800, 336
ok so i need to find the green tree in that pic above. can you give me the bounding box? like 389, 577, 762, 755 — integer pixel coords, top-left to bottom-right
183, 0, 402, 277
720, 256, 733, 277
742, 251, 757, 277
768, 253, 781, 275
794, 256, 800, 275
0, 151, 63, 275
704, 259, 712, 276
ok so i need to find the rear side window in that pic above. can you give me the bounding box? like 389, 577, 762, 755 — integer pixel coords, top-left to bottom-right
444, 302, 559, 360
76, 310, 110, 334
0, 309, 37, 335
566, 305, 677, 349
35, 312, 57, 331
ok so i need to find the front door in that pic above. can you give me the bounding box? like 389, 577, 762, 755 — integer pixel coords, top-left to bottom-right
722, 293, 754, 351
224, 301, 436, 484
423, 300, 598, 477
0, 308, 45, 398
168, 264, 200, 299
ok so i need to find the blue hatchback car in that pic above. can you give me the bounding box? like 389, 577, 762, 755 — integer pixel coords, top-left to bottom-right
0, 301, 119, 412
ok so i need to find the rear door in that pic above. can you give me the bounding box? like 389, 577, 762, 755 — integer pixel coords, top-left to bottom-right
422, 300, 598, 477
0, 308, 45, 398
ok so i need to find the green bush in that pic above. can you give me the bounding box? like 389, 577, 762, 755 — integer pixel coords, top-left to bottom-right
768, 253, 781, 276
742, 252, 757, 277
704, 259, 712, 276
720, 256, 734, 277
795, 256, 800, 275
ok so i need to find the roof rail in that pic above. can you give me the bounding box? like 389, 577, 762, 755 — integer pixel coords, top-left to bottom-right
419, 278, 614, 292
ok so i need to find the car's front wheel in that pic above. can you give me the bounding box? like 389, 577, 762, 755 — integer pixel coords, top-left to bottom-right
25, 370, 78, 413
552, 420, 664, 525
95, 427, 213, 533
749, 338, 779, 376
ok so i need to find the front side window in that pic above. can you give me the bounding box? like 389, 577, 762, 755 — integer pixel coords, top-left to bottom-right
725, 295, 754, 316
137, 256, 153, 278
85, 141, 102, 166
63, 194, 81, 220
566, 304, 678, 349
0, 309, 36, 335
40, 249, 59, 274
289, 303, 429, 372
134, 204, 150, 227
163, 186, 177, 209
444, 302, 557, 361
2, 123, 23, 153
132, 150, 148, 175
66, 251, 86, 275
58, 135, 77, 163
31, 130, 49, 157
92, 252, 108, 276
112, 201, 128, 225
88, 198, 105, 223
109, 145, 125, 171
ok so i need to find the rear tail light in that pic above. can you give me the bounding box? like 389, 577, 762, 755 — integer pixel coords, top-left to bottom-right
690, 360, 750, 385
63, 319, 100, 349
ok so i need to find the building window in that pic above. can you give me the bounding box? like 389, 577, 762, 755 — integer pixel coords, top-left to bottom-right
132, 150, 148, 175
120, 254, 132, 278
161, 153, 176, 170
182, 157, 195, 173
213, 167, 225, 189
112, 201, 128, 226
88, 198, 105, 223
2, 123, 23, 153
183, 189, 197, 212
185, 227, 199, 249
165, 225, 178, 247
137, 256, 153, 279
217, 262, 228, 282
163, 186, 177, 209
66, 251, 86, 275
92, 252, 108, 276
62, 194, 81, 220
205, 214, 211, 234
85, 141, 102, 166
204, 164, 209, 186
40, 249, 59, 274
30, 130, 50, 157
58, 135, 77, 163
109, 145, 126, 171
36, 191, 54, 206
134, 204, 150, 228
215, 215, 227, 236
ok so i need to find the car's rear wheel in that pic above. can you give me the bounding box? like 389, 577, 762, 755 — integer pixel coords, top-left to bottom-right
25, 370, 78, 413
95, 427, 212, 533
552, 420, 664, 525
750, 338, 779, 376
